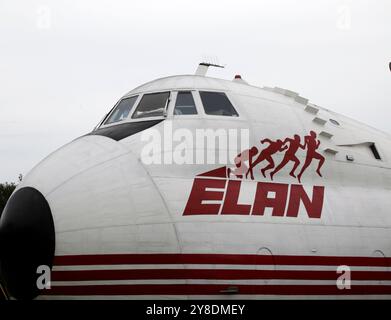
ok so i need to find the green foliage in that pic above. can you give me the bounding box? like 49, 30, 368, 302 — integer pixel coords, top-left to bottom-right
0, 182, 16, 215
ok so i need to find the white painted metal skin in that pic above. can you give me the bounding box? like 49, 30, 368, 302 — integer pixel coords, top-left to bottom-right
17, 74, 391, 299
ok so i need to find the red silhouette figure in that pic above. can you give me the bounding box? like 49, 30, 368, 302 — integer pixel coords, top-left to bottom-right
297, 131, 325, 183
270, 134, 303, 181
227, 146, 259, 180
249, 138, 287, 178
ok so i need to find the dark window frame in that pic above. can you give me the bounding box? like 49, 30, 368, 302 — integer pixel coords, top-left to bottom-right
199, 91, 239, 117
131, 91, 171, 119
173, 91, 198, 116
104, 95, 139, 125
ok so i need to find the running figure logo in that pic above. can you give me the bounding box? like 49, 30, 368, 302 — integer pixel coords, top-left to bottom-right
297, 131, 325, 183
251, 139, 287, 178
270, 134, 302, 181
228, 131, 325, 183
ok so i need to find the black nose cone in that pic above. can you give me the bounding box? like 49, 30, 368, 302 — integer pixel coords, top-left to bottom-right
0, 187, 55, 299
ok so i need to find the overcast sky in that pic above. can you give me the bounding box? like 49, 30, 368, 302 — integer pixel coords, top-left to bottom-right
0, 0, 390, 182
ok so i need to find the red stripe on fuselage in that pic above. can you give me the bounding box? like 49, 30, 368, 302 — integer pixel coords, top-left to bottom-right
51, 269, 391, 282
43, 284, 391, 296
53, 253, 391, 267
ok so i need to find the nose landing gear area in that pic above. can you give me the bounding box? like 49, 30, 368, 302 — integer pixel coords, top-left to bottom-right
0, 187, 55, 300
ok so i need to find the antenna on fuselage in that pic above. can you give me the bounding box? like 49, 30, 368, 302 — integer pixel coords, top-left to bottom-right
195, 62, 225, 76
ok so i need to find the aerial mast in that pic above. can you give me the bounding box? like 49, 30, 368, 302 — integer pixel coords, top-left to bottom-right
195, 62, 225, 76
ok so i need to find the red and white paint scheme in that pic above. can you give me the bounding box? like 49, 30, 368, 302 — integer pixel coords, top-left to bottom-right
1, 63, 391, 299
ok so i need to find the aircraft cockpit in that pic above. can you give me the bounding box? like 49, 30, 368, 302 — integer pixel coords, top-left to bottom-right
99, 89, 239, 125
90, 87, 241, 141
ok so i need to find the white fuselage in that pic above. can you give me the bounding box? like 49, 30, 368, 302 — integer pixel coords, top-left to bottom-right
16, 75, 391, 299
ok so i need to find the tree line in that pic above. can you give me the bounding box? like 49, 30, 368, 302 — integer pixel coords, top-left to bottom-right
0, 182, 16, 214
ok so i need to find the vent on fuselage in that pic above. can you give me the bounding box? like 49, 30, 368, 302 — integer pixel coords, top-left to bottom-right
336, 142, 382, 162
369, 143, 381, 160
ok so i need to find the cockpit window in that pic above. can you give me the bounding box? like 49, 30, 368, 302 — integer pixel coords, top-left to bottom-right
132, 92, 170, 119
105, 96, 138, 124
199, 91, 239, 116
174, 91, 197, 115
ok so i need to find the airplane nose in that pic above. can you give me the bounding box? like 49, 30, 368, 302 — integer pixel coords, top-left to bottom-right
0, 187, 55, 299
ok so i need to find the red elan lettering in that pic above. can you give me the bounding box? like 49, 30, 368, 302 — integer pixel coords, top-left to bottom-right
286, 184, 325, 218
251, 182, 288, 216
221, 180, 251, 215
183, 178, 324, 219
183, 178, 226, 215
